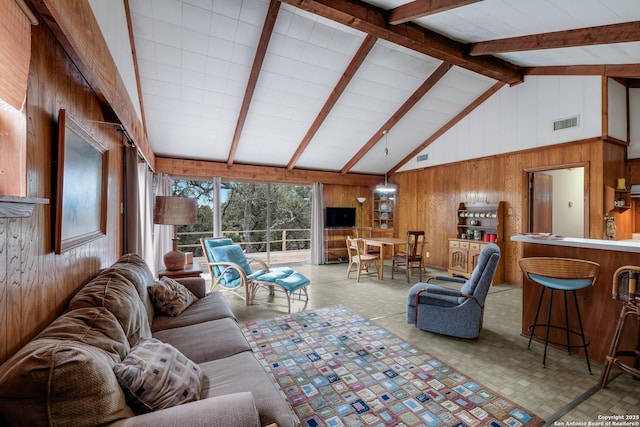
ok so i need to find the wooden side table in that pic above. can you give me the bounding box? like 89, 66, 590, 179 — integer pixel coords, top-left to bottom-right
158, 263, 203, 279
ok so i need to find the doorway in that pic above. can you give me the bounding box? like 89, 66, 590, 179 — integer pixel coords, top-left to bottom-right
527, 165, 587, 238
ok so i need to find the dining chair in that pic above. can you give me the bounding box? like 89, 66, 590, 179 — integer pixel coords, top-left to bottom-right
392, 231, 426, 283
346, 237, 380, 282
352, 226, 380, 255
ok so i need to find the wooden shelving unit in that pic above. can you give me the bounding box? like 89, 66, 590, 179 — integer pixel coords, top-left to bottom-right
323, 227, 351, 264
448, 201, 505, 283
373, 192, 395, 231
605, 185, 631, 213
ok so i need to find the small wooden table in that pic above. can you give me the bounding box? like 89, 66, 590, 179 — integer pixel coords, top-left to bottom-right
158, 263, 203, 279
362, 237, 406, 279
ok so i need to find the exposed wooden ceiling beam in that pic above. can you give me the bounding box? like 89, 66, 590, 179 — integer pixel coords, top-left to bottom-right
155, 157, 382, 187
525, 64, 640, 78
227, 0, 280, 166
341, 62, 453, 175
287, 35, 378, 170
470, 21, 640, 56
388, 0, 482, 25
390, 81, 505, 174
278, 0, 523, 85
123, 0, 147, 133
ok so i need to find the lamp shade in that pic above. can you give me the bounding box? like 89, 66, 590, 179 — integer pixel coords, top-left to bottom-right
154, 196, 197, 225
375, 182, 397, 193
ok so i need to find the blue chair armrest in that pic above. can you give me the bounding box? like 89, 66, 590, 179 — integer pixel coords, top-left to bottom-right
428, 275, 467, 284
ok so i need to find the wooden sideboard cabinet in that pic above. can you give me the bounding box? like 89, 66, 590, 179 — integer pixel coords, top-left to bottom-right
448, 201, 505, 284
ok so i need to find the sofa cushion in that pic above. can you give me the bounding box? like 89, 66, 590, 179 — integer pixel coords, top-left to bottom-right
148, 277, 198, 317
151, 291, 236, 333
101, 253, 157, 325
0, 338, 134, 427
37, 307, 129, 362
152, 317, 251, 364
69, 270, 152, 347
113, 338, 203, 414
200, 352, 297, 427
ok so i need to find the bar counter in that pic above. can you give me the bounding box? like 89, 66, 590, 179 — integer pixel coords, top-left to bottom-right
511, 234, 640, 364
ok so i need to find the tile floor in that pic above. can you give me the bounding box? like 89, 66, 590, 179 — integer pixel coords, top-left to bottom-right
217, 262, 640, 426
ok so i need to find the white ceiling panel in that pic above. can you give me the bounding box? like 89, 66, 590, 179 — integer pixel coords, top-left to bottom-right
97, 0, 640, 175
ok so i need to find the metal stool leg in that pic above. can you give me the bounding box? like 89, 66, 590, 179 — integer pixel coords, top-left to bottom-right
572, 290, 592, 374
542, 289, 554, 368
529, 287, 546, 350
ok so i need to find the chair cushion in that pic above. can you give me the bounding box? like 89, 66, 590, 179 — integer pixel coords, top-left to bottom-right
203, 238, 234, 278
528, 273, 593, 291
256, 267, 293, 282
209, 245, 253, 282
113, 338, 203, 414
275, 271, 310, 293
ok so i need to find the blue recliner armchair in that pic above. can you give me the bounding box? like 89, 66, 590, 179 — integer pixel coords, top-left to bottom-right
407, 243, 500, 339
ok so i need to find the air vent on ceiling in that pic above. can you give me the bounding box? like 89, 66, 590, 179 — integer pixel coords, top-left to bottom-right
417, 153, 429, 162
553, 115, 579, 131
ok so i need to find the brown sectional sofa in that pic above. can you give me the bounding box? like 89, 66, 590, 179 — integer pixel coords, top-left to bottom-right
0, 254, 297, 427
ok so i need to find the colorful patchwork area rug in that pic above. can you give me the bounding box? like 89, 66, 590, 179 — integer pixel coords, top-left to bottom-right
240, 306, 544, 427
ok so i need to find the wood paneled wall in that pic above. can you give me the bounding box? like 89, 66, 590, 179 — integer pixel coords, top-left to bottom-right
323, 184, 372, 226
0, 21, 124, 364
392, 137, 621, 285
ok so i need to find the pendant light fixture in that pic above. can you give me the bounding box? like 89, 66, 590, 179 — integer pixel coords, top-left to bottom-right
376, 130, 397, 193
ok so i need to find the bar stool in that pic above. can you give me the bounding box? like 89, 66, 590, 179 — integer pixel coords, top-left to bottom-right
519, 257, 600, 373
599, 266, 640, 387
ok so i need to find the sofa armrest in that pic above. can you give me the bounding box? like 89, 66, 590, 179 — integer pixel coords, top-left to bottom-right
108, 392, 260, 427
174, 277, 207, 299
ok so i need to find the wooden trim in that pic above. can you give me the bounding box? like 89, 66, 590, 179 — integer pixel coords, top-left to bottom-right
525, 64, 640, 77
228, 0, 280, 166
155, 157, 382, 187
278, 0, 523, 85
602, 76, 608, 140
341, 62, 452, 174
470, 21, 640, 56
603, 136, 629, 146
388, 0, 481, 25
287, 35, 377, 170
0, 196, 49, 218
390, 81, 505, 174
123, 0, 147, 133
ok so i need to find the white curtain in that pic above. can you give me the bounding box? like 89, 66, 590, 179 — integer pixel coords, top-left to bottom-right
138, 162, 155, 271
213, 177, 222, 237
153, 173, 173, 274
310, 182, 324, 265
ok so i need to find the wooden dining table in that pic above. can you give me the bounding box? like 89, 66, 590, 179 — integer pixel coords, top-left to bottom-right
362, 237, 406, 279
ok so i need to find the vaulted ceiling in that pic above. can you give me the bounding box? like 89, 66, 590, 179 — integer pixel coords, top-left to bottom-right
118, 0, 640, 176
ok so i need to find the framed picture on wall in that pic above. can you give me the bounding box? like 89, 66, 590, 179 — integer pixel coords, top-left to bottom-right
54, 109, 108, 254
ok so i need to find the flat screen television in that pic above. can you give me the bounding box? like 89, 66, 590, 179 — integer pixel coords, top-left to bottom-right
325, 207, 356, 228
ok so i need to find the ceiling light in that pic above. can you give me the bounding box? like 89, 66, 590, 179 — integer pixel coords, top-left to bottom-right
376, 130, 397, 193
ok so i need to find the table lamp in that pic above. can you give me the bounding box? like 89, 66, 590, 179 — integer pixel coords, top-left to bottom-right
154, 196, 198, 270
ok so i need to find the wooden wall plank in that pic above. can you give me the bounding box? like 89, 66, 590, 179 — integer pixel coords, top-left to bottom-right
392, 138, 611, 285
0, 14, 125, 365
0, 218, 6, 362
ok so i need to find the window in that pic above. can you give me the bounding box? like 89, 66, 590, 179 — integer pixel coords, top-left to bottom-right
171, 178, 311, 265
